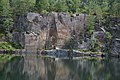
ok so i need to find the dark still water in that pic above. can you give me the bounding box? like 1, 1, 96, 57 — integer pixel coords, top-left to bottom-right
0, 56, 120, 80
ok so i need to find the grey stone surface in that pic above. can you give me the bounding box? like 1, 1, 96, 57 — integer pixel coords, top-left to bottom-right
13, 12, 87, 50
110, 38, 120, 56
93, 31, 106, 42
108, 18, 120, 56
12, 32, 25, 47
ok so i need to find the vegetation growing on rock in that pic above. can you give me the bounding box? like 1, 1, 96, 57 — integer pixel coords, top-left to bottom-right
0, 0, 119, 54
0, 42, 22, 50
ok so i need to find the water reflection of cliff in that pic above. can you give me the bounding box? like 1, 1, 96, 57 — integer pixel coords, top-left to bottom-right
0, 56, 120, 80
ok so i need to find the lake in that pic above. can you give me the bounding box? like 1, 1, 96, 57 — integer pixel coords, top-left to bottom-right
0, 55, 120, 80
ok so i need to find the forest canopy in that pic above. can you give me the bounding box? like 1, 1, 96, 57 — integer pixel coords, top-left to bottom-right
0, 0, 119, 51
0, 0, 119, 35
0, 0, 119, 16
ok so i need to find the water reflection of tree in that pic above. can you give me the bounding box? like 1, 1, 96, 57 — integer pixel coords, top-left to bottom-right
0, 57, 120, 80
0, 56, 29, 80
0, 56, 44, 80
62, 58, 120, 80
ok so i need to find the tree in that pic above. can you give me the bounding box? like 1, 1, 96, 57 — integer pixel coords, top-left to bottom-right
35, 0, 48, 13
54, 0, 68, 12
0, 0, 13, 41
11, 0, 34, 15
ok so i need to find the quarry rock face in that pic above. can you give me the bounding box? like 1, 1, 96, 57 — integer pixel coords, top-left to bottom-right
17, 12, 87, 50
12, 32, 25, 47
109, 24, 120, 56
10, 12, 120, 56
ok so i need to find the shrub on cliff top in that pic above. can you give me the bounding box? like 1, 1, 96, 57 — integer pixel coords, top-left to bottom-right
0, 42, 22, 50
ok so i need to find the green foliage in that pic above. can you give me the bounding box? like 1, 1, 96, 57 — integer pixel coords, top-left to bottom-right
0, 54, 15, 61
10, 42, 23, 49
87, 15, 95, 35
35, 0, 48, 13
11, 0, 35, 15
0, 42, 22, 50
105, 32, 112, 40
0, 33, 4, 38
111, 2, 120, 17
0, 1, 3, 16
0, 0, 119, 16
3, 18, 13, 31
0, 0, 119, 51
53, 0, 68, 12
3, 18, 13, 41
90, 37, 99, 52
0, 0, 13, 41
0, 42, 14, 51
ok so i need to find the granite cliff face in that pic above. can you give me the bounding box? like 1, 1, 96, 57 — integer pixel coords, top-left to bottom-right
107, 18, 120, 56
11, 12, 120, 56
12, 12, 87, 50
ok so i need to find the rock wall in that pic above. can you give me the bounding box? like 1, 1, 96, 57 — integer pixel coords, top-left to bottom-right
108, 18, 120, 56
11, 12, 120, 56
12, 32, 25, 47
13, 12, 87, 50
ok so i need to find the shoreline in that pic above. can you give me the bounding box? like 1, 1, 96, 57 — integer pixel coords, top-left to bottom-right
0, 49, 106, 58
